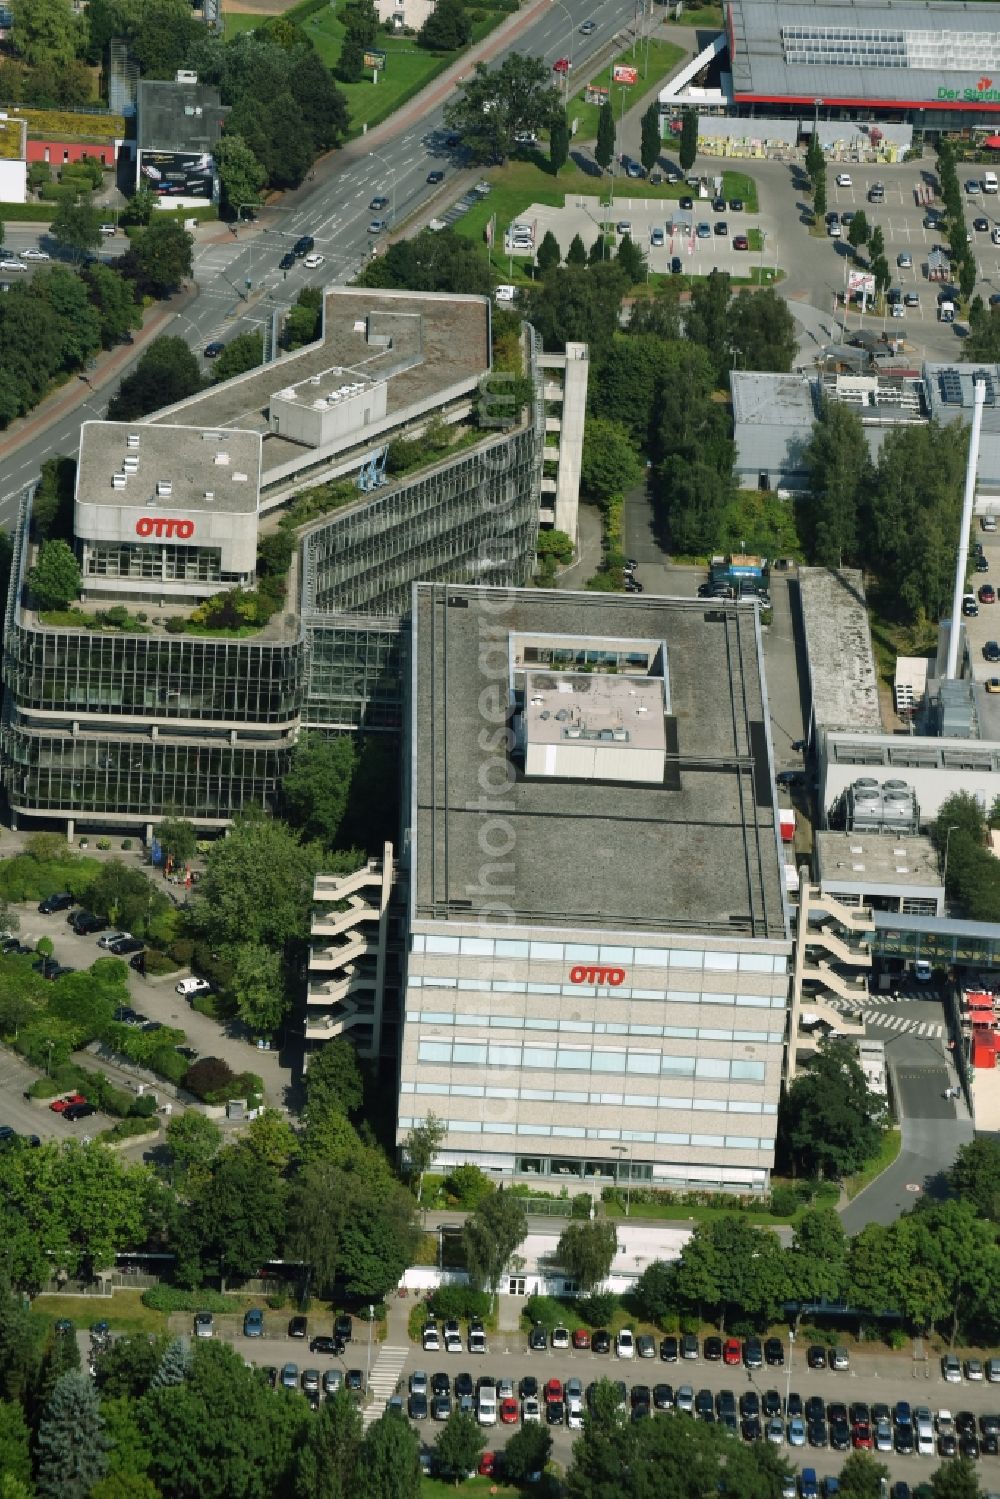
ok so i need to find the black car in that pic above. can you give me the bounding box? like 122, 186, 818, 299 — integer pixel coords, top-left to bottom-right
980, 1414, 1000, 1437
591, 1329, 611, 1355
743, 1338, 763, 1369
764, 1337, 784, 1366
741, 1416, 761, 1442
850, 1402, 870, 1427
938, 1431, 958, 1457
518, 1375, 537, 1399
808, 1421, 828, 1448
279, 251, 296, 270
729, 198, 744, 211
546, 1400, 564, 1426
431, 1372, 450, 1396
776, 770, 805, 787
70, 911, 107, 935
408, 1392, 427, 1420
955, 1411, 977, 1436
670, 255, 683, 275
787, 1393, 803, 1418
805, 1396, 825, 1424
679, 196, 693, 210
45, 965, 74, 981
981, 1431, 999, 1456
455, 1372, 474, 1399
716, 1390, 736, 1419
975, 216, 990, 232
334, 1314, 352, 1342
110, 937, 144, 956
984, 640, 1000, 663
427, 170, 444, 185
694, 1389, 713, 1418
345, 1369, 363, 1392
807, 1345, 827, 1370
528, 1322, 547, 1351
660, 1336, 678, 1362
740, 1391, 760, 1419
432, 1394, 451, 1421
704, 1336, 722, 1361
653, 1384, 674, 1410
293, 235, 315, 257
64, 1102, 96, 1122
113, 1006, 142, 1025
827, 1403, 848, 1425
289, 1316, 307, 1338
204, 342, 225, 359
830, 1419, 851, 1451
762, 1390, 782, 1418
38, 892, 74, 913
712, 196, 726, 213
309, 1335, 342, 1355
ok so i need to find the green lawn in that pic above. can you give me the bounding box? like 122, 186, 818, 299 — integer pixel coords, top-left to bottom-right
844, 1128, 902, 1201
422, 1479, 519, 1499
303, 8, 504, 138
567, 38, 686, 142
665, 3, 723, 23
32, 1291, 168, 1336
221, 12, 263, 38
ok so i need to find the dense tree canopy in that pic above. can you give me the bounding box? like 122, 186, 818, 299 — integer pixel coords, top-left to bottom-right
443, 54, 561, 164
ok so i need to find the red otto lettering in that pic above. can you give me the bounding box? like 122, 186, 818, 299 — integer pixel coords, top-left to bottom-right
569, 966, 626, 986
135, 517, 195, 540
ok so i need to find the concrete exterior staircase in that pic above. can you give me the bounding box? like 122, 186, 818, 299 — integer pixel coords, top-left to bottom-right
808, 924, 872, 968
802, 959, 870, 1003
809, 892, 876, 935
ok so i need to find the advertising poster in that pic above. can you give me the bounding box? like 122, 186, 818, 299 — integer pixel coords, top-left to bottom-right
139, 149, 214, 199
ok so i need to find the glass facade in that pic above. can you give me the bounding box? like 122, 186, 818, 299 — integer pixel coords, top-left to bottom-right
1, 336, 545, 825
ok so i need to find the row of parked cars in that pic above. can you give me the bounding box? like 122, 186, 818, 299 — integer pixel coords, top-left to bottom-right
520, 1327, 802, 1367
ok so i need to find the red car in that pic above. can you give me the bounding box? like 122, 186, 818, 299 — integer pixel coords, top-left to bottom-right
500, 1397, 519, 1424
553, 57, 571, 73
572, 1328, 591, 1350
733, 235, 749, 250
722, 1337, 742, 1366
49, 1092, 86, 1113
852, 1423, 872, 1450
544, 1378, 562, 1405
478, 1452, 497, 1476
980, 583, 996, 603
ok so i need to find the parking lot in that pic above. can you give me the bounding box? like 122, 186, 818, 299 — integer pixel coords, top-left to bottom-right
958, 529, 1000, 684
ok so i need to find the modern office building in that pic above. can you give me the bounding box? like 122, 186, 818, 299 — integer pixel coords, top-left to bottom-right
0, 289, 567, 835
397, 583, 791, 1194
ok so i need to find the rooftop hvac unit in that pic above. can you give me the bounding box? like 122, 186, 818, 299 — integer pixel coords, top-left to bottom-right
156, 480, 172, 497
883, 778, 909, 791
126, 433, 140, 449
232, 472, 248, 482
123, 457, 139, 473
214, 452, 230, 466
854, 777, 879, 790
112, 473, 127, 489
203, 491, 214, 502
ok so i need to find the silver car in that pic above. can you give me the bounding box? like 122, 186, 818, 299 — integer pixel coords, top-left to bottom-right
676, 1384, 694, 1413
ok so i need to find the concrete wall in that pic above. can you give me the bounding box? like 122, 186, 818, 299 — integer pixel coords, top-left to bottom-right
0, 157, 27, 205
538, 343, 588, 543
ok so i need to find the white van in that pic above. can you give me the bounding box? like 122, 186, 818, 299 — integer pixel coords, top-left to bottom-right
494, 284, 516, 303
477, 1383, 497, 1426
984, 171, 999, 193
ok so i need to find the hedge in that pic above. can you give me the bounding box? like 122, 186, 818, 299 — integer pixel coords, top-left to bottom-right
0, 203, 59, 222
0, 853, 100, 902
100, 1116, 159, 1143
142, 1286, 245, 1313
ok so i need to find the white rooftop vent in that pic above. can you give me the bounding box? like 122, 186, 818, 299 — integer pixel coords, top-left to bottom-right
111, 473, 127, 489
123, 456, 139, 473
232, 472, 248, 482
893, 847, 907, 856
203, 490, 215, 502
851, 862, 865, 871
850, 843, 864, 853
156, 480, 172, 497
126, 432, 140, 449
214, 452, 230, 466
310, 375, 321, 385
277, 387, 297, 400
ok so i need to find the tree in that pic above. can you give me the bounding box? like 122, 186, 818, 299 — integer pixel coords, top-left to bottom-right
788, 1205, 848, 1311
211, 330, 264, 383
126, 218, 193, 297
334, 31, 364, 83
153, 816, 197, 866
634, 1258, 676, 1324
0, 1400, 31, 1485
685, 268, 732, 386
847, 208, 870, 251
556, 1218, 617, 1292
727, 287, 797, 373
214, 133, 266, 219
305, 1037, 364, 1122
281, 733, 357, 847
813, 168, 827, 220
837, 1452, 891, 1499
616, 233, 646, 285
964, 303, 1000, 361
418, 0, 470, 50
357, 1408, 421, 1499
35, 1371, 109, 1499
462, 1187, 528, 1297
290, 51, 349, 152
950, 1137, 1000, 1220
872, 254, 891, 295
779, 1040, 886, 1180
581, 416, 643, 502
177, 1145, 286, 1289
930, 1457, 982, 1499
404, 1113, 445, 1205
566, 232, 587, 267
225, 941, 289, 1034
523, 262, 628, 356
800, 396, 870, 566
502, 1422, 551, 1484
281, 286, 323, 350
549, 108, 569, 173
868, 223, 885, 263
536, 229, 561, 274
294, 1386, 362, 1499
50, 191, 102, 259
192, 812, 321, 951
37, 265, 101, 368
26, 538, 80, 610
11, 0, 82, 69
433, 1409, 485, 1484
80, 261, 141, 349
959, 253, 977, 303
150, 1337, 191, 1389
107, 336, 202, 421
595, 100, 615, 172
92, 1333, 165, 1400
678, 107, 698, 171
443, 55, 561, 165
640, 101, 661, 175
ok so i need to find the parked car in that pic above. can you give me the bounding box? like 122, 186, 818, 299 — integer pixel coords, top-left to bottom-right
288, 1315, 308, 1339
528, 1323, 547, 1351
194, 1312, 214, 1339
176, 977, 211, 997
64, 1102, 96, 1121
243, 1308, 264, 1337
616, 1328, 635, 1359
637, 1335, 656, 1359
38, 893, 74, 913
50, 1092, 87, 1113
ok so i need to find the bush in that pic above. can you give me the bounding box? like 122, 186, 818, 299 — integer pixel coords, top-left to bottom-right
101, 1116, 159, 1142
582, 1291, 617, 1327
168, 938, 195, 965
0, 851, 99, 903
427, 1286, 491, 1322
182, 1056, 235, 1102
445, 1162, 496, 1209
150, 1049, 188, 1085
143, 949, 180, 975
769, 1185, 800, 1217
571, 1193, 592, 1220
121, 839, 132, 851
142, 1286, 242, 1313
130, 1093, 158, 1118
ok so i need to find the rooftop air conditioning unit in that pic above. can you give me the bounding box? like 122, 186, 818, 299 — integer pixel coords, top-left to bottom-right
214, 452, 230, 466
112, 473, 127, 489
156, 480, 172, 497
126, 433, 140, 448
203, 491, 215, 502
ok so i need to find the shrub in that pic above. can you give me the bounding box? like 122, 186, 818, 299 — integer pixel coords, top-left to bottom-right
130, 1093, 158, 1118
427, 1286, 491, 1322
182, 1056, 235, 1102
445, 1162, 495, 1209
121, 840, 133, 851
887, 1327, 909, 1350
143, 949, 180, 975
571, 1193, 592, 1220
167, 938, 195, 965
142, 1286, 241, 1313
769, 1185, 799, 1217
150, 1049, 188, 1085
101, 1117, 159, 1142
582, 1291, 617, 1327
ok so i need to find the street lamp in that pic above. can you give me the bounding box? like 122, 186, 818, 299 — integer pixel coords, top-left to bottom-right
785, 1329, 795, 1410
611, 1144, 632, 1216
365, 1303, 375, 1395
368, 149, 396, 228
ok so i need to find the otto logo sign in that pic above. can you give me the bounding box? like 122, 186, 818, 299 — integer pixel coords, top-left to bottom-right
135, 517, 195, 540
569, 965, 626, 986
938, 76, 1000, 101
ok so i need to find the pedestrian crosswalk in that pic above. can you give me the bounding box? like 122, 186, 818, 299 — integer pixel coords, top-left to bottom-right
821, 994, 945, 1040
362, 1343, 409, 1428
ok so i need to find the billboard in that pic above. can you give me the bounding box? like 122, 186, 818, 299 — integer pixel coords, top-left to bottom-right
364, 48, 387, 69
139, 149, 214, 199
584, 84, 609, 104
613, 64, 638, 84
847, 269, 876, 295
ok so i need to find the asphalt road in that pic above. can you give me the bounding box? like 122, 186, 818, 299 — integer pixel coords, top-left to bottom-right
0, 0, 655, 519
